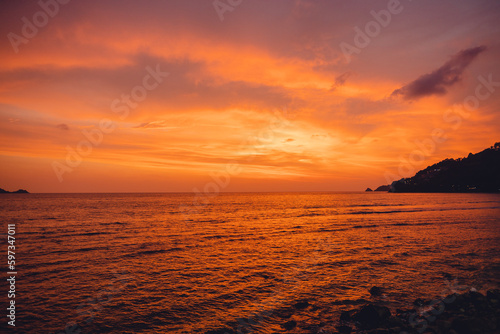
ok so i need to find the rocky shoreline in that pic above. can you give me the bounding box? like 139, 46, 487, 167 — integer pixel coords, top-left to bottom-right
205, 288, 499, 334
334, 288, 500, 334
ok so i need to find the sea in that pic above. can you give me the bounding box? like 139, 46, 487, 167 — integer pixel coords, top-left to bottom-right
1, 192, 499, 333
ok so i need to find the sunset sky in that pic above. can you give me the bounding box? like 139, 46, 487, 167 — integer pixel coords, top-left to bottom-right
1, 0, 499, 193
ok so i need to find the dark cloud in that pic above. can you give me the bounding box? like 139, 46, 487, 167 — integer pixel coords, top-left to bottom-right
330, 71, 352, 91
56, 123, 69, 130
335, 72, 351, 86
391, 46, 487, 100
133, 121, 180, 129
134, 121, 165, 129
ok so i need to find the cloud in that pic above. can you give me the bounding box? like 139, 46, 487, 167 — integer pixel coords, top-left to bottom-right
133, 121, 177, 129
56, 123, 69, 130
391, 46, 487, 100
330, 71, 352, 91
335, 72, 351, 86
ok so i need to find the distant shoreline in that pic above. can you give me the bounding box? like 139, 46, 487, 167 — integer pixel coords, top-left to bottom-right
3, 191, 500, 195
0, 188, 29, 194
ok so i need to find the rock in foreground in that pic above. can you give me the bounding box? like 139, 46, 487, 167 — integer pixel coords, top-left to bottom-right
337, 289, 500, 334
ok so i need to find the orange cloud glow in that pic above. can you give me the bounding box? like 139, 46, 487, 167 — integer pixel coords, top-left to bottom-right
0, 0, 499, 192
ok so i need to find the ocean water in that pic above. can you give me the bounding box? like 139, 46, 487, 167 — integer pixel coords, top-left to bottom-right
1, 192, 499, 333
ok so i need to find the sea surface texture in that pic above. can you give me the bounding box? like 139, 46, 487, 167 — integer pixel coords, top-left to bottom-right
1, 192, 499, 333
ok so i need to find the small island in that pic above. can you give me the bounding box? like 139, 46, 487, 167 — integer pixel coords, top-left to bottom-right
0, 188, 29, 194
365, 185, 391, 192
375, 185, 391, 191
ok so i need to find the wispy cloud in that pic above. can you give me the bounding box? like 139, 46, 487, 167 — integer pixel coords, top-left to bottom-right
133, 121, 173, 129
391, 46, 487, 100
335, 72, 351, 86
330, 71, 352, 91
56, 123, 69, 130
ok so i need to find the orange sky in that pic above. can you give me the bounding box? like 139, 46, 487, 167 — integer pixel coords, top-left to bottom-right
0, 0, 499, 193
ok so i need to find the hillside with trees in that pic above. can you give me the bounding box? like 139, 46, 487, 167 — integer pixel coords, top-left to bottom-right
391, 142, 500, 193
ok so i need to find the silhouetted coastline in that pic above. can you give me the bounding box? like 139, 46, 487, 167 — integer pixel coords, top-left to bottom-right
334, 288, 500, 334
383, 142, 499, 193
0, 188, 29, 193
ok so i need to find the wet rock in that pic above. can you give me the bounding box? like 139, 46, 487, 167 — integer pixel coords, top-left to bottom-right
336, 289, 500, 334
486, 289, 500, 303
352, 304, 391, 329
335, 325, 352, 334
435, 318, 452, 332
447, 293, 469, 312
385, 315, 404, 328
340, 309, 355, 322
451, 316, 485, 334
369, 286, 383, 296
481, 317, 497, 331
464, 290, 486, 303
294, 300, 310, 309
443, 293, 458, 305
314, 328, 334, 334
281, 320, 297, 330
367, 329, 390, 334
395, 308, 406, 316
465, 291, 489, 313
413, 298, 426, 306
